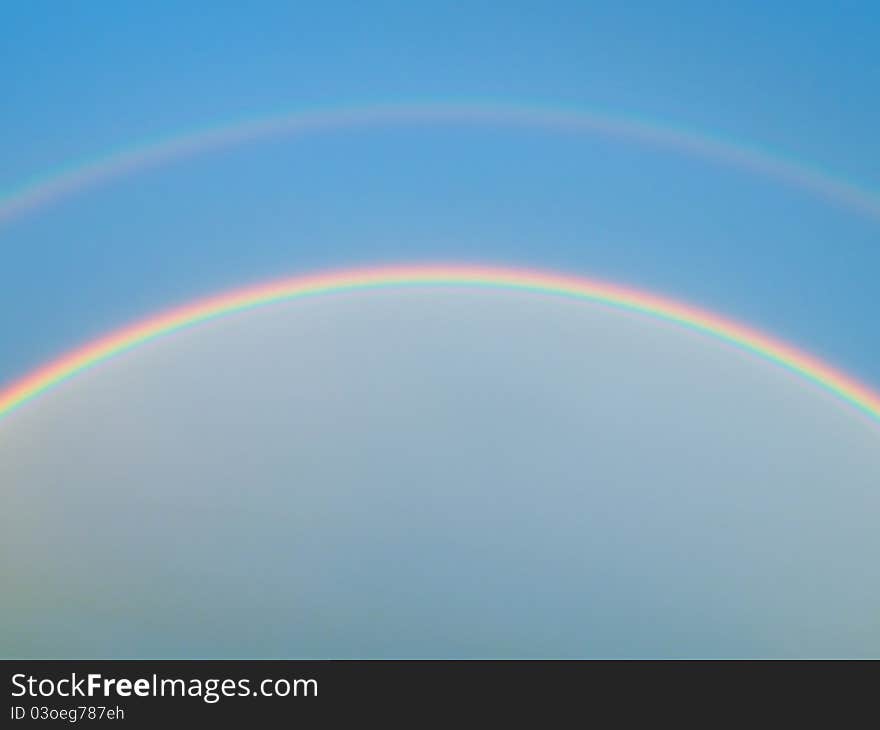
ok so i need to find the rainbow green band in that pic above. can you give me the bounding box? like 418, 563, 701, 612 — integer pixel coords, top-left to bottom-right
2, 102, 879, 226
1, 264, 879, 427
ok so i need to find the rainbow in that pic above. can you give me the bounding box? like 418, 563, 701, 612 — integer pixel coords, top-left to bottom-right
2, 101, 879, 227
1, 264, 879, 426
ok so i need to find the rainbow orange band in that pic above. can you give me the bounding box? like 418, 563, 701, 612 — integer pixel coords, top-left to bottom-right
1, 264, 879, 426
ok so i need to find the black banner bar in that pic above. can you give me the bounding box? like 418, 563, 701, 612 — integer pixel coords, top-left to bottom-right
2, 659, 865, 725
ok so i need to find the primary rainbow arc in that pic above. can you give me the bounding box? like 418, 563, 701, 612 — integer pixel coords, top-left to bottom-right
0, 264, 878, 426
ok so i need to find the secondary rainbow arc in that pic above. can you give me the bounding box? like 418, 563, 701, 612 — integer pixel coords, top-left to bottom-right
0, 264, 878, 426
2, 101, 879, 226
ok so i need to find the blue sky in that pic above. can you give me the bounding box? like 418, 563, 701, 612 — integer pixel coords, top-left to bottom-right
1, 0, 878, 392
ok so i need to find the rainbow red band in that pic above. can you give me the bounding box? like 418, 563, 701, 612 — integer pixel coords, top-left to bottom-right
1, 264, 879, 426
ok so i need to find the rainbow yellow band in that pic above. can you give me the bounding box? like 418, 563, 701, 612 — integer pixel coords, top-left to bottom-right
1, 264, 879, 426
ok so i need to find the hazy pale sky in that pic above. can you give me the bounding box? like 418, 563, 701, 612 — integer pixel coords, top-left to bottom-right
3, 290, 878, 658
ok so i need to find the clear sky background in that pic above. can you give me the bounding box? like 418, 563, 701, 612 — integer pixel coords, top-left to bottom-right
1, 0, 878, 393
